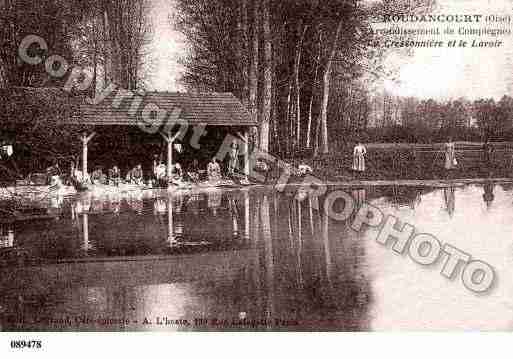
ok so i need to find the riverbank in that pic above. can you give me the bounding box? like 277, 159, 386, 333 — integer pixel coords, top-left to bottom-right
274, 142, 513, 182
284, 177, 513, 189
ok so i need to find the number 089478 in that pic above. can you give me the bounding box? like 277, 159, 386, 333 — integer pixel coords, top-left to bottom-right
10, 340, 42, 349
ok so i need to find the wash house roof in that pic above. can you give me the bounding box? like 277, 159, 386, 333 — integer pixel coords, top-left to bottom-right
5, 87, 255, 127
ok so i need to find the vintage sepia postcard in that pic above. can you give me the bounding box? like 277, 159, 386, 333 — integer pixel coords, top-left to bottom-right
2, 0, 513, 352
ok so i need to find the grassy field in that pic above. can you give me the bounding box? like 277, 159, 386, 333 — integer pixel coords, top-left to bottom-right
274, 142, 513, 181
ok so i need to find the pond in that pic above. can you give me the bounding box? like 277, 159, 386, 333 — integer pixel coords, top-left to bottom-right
0, 182, 512, 331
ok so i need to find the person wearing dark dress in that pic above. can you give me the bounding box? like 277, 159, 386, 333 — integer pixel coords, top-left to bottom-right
91, 166, 107, 185
46, 161, 61, 185
108, 165, 121, 186
187, 159, 201, 182
127, 164, 144, 185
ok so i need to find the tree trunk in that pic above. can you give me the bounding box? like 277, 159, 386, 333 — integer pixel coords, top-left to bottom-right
241, 0, 249, 105
259, 0, 272, 152
285, 80, 292, 154
91, 8, 99, 98
271, 42, 280, 155
249, 0, 259, 147
294, 23, 307, 152
306, 30, 321, 149
314, 97, 321, 156
363, 100, 369, 129
103, 8, 112, 85
104, 0, 146, 90
346, 86, 352, 129
383, 93, 387, 127
319, 19, 343, 155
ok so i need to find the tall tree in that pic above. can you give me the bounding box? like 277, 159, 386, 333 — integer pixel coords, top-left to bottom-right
306, 26, 321, 149
249, 0, 260, 140
103, 0, 152, 90
174, 0, 433, 155
317, 18, 343, 155
0, 0, 92, 88
238, 0, 250, 105
259, 0, 272, 151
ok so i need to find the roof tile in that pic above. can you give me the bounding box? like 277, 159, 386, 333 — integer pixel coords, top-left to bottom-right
5, 87, 255, 127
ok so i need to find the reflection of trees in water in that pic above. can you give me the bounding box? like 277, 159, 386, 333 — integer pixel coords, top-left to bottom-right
185, 194, 202, 215
317, 197, 372, 331
184, 191, 371, 330
236, 192, 372, 331
207, 191, 222, 216
11, 191, 254, 261
261, 195, 274, 327
171, 195, 184, 214
10, 217, 81, 262
378, 186, 428, 209
6, 184, 513, 331
1, 189, 372, 331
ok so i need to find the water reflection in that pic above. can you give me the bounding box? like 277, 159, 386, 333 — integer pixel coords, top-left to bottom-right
1, 183, 513, 330
380, 186, 423, 210
483, 182, 495, 209
0, 225, 14, 249
443, 186, 456, 217
207, 190, 222, 216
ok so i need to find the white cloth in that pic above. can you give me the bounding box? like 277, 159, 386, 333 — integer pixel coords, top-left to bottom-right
155, 164, 167, 179
1, 145, 13, 157
73, 170, 90, 183
298, 164, 313, 176
207, 161, 221, 181
353, 144, 367, 172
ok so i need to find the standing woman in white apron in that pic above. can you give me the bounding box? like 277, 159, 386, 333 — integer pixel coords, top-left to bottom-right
353, 142, 367, 172
444, 138, 457, 170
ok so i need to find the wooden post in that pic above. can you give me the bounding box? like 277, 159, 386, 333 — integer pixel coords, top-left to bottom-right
244, 128, 250, 177
160, 130, 181, 183
81, 132, 96, 179
167, 133, 173, 181
82, 136, 88, 178
8, 230, 14, 248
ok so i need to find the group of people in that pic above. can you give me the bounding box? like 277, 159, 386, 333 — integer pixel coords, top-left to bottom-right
88, 163, 172, 186
153, 159, 183, 186
74, 155, 228, 188
153, 142, 239, 184
89, 164, 144, 186
60, 137, 476, 190
154, 157, 223, 184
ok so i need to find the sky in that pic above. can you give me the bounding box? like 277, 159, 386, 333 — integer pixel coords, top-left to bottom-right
382, 0, 513, 100
145, 0, 513, 100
